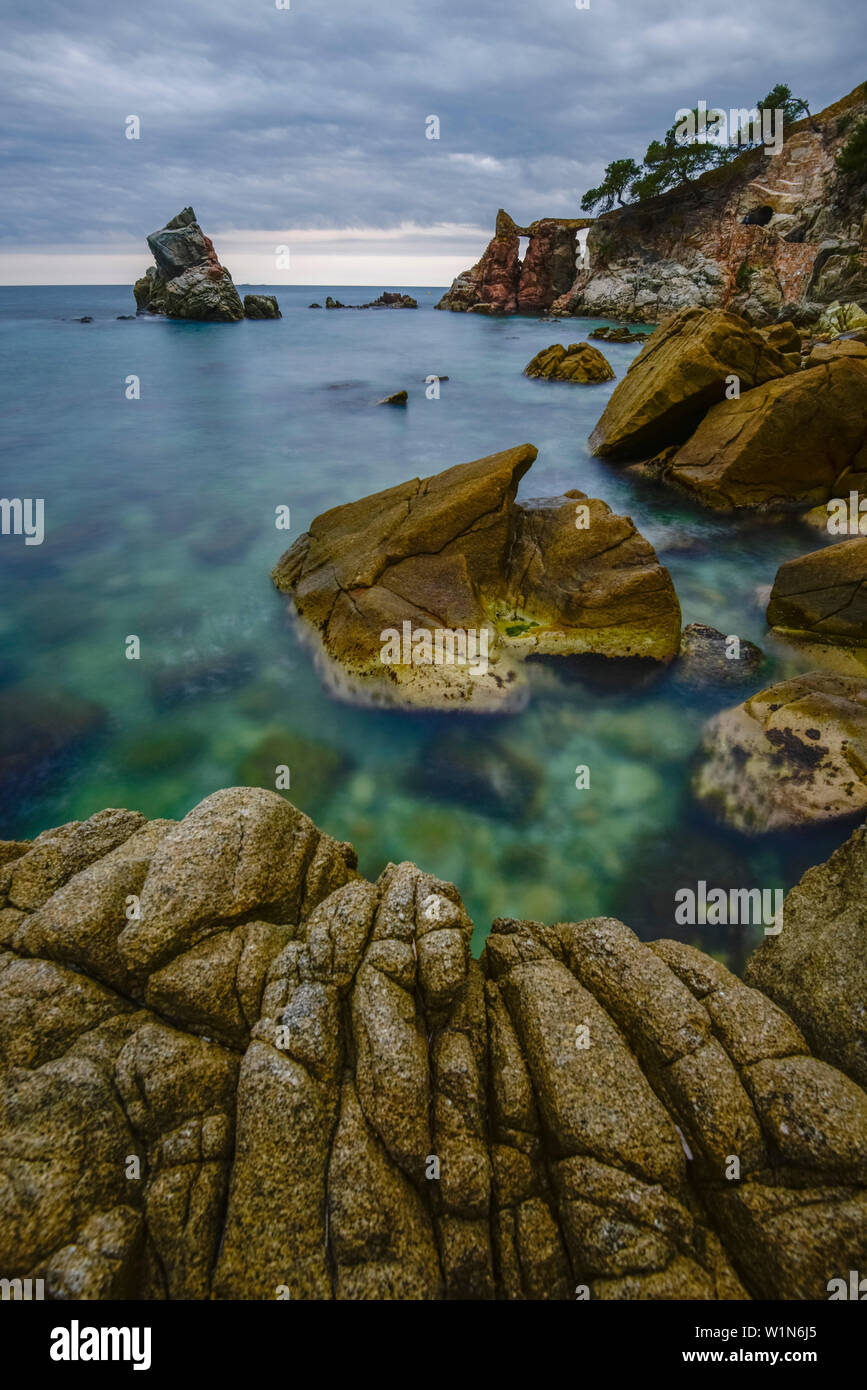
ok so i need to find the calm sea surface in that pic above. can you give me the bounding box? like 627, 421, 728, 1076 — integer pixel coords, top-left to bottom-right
0, 284, 843, 959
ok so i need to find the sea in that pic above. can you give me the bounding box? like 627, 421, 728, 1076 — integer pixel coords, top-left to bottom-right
0, 283, 845, 961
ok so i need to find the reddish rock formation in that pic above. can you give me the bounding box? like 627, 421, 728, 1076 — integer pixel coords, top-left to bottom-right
442, 84, 867, 327
517, 220, 583, 313
437, 210, 593, 315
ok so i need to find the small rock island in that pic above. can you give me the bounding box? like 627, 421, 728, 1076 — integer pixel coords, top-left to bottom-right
134, 207, 280, 322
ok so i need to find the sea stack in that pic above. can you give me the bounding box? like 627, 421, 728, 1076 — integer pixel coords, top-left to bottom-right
134, 207, 279, 322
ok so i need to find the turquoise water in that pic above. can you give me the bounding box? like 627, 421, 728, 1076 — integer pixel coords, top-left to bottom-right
0, 284, 845, 961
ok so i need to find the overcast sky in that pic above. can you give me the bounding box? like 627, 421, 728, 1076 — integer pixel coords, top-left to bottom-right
0, 0, 862, 284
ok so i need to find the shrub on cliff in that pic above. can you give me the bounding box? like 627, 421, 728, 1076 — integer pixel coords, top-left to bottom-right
837, 115, 867, 178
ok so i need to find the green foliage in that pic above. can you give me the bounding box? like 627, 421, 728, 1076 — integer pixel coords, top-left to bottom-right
735, 261, 756, 291
757, 83, 811, 126
579, 81, 813, 212
837, 116, 867, 177
580, 158, 642, 213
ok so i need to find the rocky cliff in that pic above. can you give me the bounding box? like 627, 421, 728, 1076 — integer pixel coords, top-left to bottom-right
440, 85, 867, 327
1, 787, 865, 1300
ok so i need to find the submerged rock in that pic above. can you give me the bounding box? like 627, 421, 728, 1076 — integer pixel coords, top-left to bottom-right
377, 390, 408, 405
409, 729, 543, 824
271, 444, 681, 710
150, 650, 258, 708
524, 342, 614, 382
0, 689, 107, 807
673, 623, 764, 688
236, 731, 354, 818
589, 324, 652, 343
1, 786, 865, 1300
767, 538, 867, 644
589, 307, 797, 458
691, 671, 867, 831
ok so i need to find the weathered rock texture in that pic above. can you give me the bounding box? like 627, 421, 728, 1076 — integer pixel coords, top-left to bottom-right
552, 84, 867, 326
243, 294, 281, 320
589, 307, 798, 458
767, 538, 867, 644
665, 357, 867, 510
437, 210, 593, 315
524, 343, 614, 383
134, 208, 278, 322
692, 671, 867, 831
746, 821, 867, 1091
589, 305, 867, 513
271, 444, 682, 709
1, 786, 865, 1300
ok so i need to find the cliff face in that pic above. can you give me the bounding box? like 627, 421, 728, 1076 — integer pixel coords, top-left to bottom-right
1, 787, 866, 1300
441, 85, 867, 326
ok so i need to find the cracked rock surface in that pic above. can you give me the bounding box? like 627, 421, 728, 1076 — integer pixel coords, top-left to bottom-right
271, 444, 681, 710
1, 786, 865, 1300
767, 537, 867, 644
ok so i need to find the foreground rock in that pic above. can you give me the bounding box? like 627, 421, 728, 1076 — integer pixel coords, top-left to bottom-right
1, 786, 865, 1300
767, 538, 867, 644
524, 343, 614, 382
663, 357, 867, 510
589, 307, 797, 458
692, 672, 867, 831
271, 444, 681, 710
134, 208, 278, 322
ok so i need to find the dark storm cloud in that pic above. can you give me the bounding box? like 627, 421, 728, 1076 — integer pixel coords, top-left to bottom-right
0, 0, 863, 248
